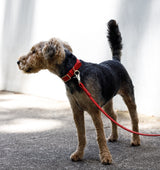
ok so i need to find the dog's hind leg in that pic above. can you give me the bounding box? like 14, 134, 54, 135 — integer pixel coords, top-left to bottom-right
89, 108, 112, 164
103, 99, 118, 142
119, 86, 140, 146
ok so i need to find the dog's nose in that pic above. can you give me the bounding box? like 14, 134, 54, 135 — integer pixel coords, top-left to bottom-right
17, 61, 20, 65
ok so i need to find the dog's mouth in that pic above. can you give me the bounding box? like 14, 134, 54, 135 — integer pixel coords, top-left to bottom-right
25, 67, 32, 73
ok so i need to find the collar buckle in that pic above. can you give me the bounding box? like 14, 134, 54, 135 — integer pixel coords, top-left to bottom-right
74, 70, 81, 83
61, 59, 82, 83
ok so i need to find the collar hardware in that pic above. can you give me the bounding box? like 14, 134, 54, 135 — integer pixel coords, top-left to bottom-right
61, 59, 82, 82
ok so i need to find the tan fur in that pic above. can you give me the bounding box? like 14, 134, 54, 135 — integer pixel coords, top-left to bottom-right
118, 89, 140, 145
103, 100, 118, 142
17, 38, 140, 165
62, 41, 73, 53
18, 38, 72, 75
18, 42, 47, 73
67, 90, 112, 164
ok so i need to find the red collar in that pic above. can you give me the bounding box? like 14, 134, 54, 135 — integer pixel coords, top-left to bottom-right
61, 59, 82, 82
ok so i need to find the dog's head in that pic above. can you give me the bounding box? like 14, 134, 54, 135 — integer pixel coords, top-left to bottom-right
17, 38, 72, 74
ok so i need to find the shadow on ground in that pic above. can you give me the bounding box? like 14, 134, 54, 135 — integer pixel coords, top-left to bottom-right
0, 91, 160, 170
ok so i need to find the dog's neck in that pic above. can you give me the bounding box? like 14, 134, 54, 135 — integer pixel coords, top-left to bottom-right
59, 50, 77, 78
59, 50, 82, 94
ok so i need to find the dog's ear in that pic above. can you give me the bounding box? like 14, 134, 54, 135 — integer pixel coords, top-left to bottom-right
62, 42, 73, 53
42, 38, 65, 64
42, 42, 56, 59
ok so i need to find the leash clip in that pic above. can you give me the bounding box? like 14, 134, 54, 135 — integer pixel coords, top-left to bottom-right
74, 70, 81, 83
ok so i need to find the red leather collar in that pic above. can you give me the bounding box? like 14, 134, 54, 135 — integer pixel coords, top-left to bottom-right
61, 59, 82, 82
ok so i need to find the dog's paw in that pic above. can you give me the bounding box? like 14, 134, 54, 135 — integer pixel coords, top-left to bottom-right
100, 152, 112, 165
108, 134, 118, 142
70, 151, 83, 161
131, 138, 141, 146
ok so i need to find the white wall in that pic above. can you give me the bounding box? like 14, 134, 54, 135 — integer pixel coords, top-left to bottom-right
0, 0, 160, 115
0, 0, 5, 89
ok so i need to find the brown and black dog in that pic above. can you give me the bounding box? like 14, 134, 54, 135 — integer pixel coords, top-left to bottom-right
17, 20, 140, 164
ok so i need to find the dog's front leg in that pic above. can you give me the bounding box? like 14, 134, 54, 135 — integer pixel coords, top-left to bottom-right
90, 109, 112, 164
69, 101, 86, 161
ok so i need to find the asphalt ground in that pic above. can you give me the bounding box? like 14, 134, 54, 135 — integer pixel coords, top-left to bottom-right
0, 91, 160, 170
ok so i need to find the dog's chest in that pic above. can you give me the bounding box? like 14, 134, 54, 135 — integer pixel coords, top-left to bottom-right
66, 89, 98, 112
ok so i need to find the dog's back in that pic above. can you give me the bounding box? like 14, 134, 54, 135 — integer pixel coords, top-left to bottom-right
67, 20, 140, 163
74, 20, 133, 107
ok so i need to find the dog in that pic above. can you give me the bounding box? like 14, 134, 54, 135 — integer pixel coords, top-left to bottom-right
17, 20, 140, 164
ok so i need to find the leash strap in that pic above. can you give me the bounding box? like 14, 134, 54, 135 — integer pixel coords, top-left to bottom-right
62, 59, 160, 136
76, 72, 160, 137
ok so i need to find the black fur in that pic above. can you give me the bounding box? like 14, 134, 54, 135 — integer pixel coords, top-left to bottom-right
107, 20, 122, 61
60, 50, 81, 93
61, 58, 133, 108
60, 20, 134, 107
58, 20, 140, 161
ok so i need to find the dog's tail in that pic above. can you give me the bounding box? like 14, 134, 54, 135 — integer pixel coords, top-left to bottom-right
107, 20, 122, 62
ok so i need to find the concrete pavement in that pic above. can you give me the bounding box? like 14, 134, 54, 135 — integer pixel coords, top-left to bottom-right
0, 91, 160, 170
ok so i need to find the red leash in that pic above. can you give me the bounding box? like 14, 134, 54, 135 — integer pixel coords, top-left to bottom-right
62, 59, 160, 136
79, 81, 160, 137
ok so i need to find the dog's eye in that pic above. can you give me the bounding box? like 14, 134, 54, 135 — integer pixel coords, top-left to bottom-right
32, 49, 36, 54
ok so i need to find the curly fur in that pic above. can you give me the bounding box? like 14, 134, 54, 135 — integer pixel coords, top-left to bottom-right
17, 20, 140, 165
